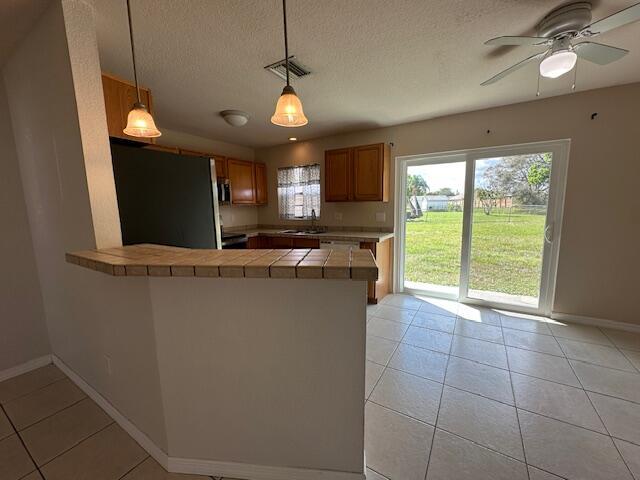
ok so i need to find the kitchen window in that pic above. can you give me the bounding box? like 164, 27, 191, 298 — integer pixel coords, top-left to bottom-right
277, 164, 321, 220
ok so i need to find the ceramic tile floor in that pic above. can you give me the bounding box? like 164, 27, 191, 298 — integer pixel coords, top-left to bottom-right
0, 364, 215, 480
365, 294, 640, 480
3, 294, 640, 480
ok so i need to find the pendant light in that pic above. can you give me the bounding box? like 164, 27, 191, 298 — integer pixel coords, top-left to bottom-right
271, 0, 308, 127
123, 0, 161, 138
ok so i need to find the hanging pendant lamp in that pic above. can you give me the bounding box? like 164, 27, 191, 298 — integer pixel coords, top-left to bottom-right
123, 0, 161, 138
271, 0, 308, 127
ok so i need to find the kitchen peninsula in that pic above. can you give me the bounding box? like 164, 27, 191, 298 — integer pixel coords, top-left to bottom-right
64, 244, 376, 479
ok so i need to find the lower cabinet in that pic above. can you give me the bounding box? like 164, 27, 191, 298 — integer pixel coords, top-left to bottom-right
251, 236, 320, 249
359, 239, 392, 304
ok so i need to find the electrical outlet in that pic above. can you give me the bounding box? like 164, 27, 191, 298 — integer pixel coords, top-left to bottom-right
334, 212, 343, 221
105, 355, 112, 376
375, 212, 386, 222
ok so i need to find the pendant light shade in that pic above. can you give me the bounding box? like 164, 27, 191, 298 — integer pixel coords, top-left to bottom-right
271, 0, 308, 128
271, 85, 308, 127
123, 0, 161, 138
124, 102, 161, 137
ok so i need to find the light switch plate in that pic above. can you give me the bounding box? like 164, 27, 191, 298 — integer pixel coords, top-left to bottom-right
375, 212, 386, 222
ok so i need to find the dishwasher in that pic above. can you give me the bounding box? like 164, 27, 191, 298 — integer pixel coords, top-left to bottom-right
319, 240, 361, 251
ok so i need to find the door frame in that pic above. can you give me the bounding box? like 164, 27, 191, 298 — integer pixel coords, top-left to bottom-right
394, 139, 570, 316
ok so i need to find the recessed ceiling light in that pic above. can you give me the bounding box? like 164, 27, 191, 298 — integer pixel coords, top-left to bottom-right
288, 137, 297, 141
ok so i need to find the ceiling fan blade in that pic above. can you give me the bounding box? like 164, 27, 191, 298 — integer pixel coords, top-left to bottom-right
481, 52, 546, 86
583, 2, 640, 35
485, 36, 550, 46
573, 42, 629, 65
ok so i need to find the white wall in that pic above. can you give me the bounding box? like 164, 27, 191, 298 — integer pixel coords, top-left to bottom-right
3, 0, 167, 451
0, 82, 50, 372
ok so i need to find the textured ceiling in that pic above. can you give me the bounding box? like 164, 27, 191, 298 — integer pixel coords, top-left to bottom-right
0, 0, 52, 67
93, 0, 640, 147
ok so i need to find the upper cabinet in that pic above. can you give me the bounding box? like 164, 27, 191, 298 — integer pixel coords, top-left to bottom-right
227, 158, 255, 204
254, 162, 268, 205
325, 143, 389, 202
102, 73, 155, 144
325, 148, 352, 201
226, 159, 268, 206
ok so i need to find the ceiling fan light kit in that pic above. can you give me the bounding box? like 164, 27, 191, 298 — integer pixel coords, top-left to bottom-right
123, 0, 161, 138
481, 1, 640, 87
540, 39, 578, 78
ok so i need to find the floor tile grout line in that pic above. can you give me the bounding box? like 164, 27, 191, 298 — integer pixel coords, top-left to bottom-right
0, 375, 69, 407
397, 331, 640, 378
504, 338, 531, 480
15, 396, 89, 433
0, 403, 45, 480
560, 343, 637, 480
422, 319, 455, 480
366, 466, 389, 479
598, 328, 640, 375
381, 358, 639, 441
116, 454, 151, 480
35, 419, 116, 471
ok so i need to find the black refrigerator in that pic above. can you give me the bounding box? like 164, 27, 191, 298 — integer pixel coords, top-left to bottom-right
111, 142, 222, 249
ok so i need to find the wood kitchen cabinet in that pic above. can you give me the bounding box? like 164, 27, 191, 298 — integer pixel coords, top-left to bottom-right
102, 72, 156, 144
325, 143, 389, 202
254, 162, 268, 205
360, 239, 392, 304
226, 159, 268, 205
227, 158, 255, 204
325, 148, 352, 201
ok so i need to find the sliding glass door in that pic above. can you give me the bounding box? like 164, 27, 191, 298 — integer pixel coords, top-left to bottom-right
396, 141, 569, 315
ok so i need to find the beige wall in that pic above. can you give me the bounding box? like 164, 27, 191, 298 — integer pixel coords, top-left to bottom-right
257, 83, 640, 326
0, 82, 50, 372
160, 128, 258, 228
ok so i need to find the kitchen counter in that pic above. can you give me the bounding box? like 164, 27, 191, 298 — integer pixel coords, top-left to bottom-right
238, 228, 394, 243
64, 242, 369, 478
66, 243, 378, 280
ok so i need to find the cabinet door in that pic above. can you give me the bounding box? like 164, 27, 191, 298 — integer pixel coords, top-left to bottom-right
214, 156, 227, 178
270, 236, 294, 248
247, 236, 261, 249
353, 143, 385, 201
254, 162, 268, 205
227, 158, 256, 204
293, 238, 320, 249
325, 148, 352, 201
102, 73, 154, 143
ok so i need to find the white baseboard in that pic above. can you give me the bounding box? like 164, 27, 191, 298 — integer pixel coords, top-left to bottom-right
51, 354, 365, 480
51, 355, 169, 469
0, 354, 52, 383
551, 312, 640, 333
169, 457, 365, 480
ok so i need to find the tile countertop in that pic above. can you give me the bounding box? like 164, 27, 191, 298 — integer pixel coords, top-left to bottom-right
66, 244, 378, 281
238, 229, 394, 243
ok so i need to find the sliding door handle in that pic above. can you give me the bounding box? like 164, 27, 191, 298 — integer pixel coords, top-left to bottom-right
544, 223, 554, 244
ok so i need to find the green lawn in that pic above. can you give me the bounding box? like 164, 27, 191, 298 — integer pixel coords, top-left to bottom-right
404, 210, 546, 297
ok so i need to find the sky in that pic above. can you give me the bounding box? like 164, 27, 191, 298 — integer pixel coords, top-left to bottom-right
407, 158, 501, 193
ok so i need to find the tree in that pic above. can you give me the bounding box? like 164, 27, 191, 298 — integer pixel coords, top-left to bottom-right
406, 174, 429, 218
482, 153, 551, 205
477, 188, 499, 215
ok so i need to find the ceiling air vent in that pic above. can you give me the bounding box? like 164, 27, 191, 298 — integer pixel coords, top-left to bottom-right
264, 56, 311, 81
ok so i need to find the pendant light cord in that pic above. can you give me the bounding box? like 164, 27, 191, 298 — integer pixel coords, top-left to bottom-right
282, 0, 290, 87
126, 0, 141, 104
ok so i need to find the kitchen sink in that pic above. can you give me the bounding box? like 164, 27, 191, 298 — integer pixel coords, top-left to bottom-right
278, 229, 325, 235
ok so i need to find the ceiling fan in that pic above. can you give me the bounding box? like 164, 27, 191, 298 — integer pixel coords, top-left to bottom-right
481, 2, 640, 86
